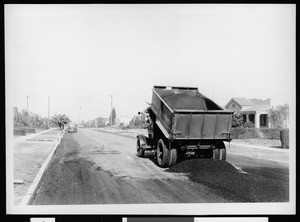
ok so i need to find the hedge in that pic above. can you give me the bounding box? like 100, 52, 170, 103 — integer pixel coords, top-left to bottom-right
14, 128, 26, 136
230, 127, 245, 139
259, 128, 280, 140
280, 129, 289, 148
230, 128, 260, 139
13, 127, 36, 136
25, 128, 36, 133
231, 127, 283, 140
34, 126, 49, 130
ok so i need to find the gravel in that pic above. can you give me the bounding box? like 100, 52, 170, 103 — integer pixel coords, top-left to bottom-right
155, 89, 223, 111
164, 94, 208, 110
167, 158, 289, 202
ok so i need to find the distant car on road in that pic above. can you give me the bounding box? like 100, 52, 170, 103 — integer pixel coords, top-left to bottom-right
68, 124, 77, 133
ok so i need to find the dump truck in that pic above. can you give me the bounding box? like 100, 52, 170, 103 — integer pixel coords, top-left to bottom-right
136, 86, 234, 168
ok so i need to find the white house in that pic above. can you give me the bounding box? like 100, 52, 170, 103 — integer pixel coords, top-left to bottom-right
225, 97, 272, 128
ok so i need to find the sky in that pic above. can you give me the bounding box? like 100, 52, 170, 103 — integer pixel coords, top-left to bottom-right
5, 4, 295, 123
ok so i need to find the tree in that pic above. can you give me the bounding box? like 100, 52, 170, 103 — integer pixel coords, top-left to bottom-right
13, 107, 21, 127
96, 117, 106, 128
40, 117, 50, 128
81, 120, 89, 128
13, 107, 19, 122
129, 113, 147, 128
232, 112, 244, 128
14, 107, 50, 128
18, 109, 30, 126
30, 114, 42, 127
109, 108, 116, 125
89, 120, 96, 128
49, 114, 71, 130
268, 104, 289, 128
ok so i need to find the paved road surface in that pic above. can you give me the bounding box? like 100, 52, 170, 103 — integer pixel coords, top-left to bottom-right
32, 128, 289, 204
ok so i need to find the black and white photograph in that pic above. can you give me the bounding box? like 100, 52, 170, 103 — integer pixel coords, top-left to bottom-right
5, 4, 295, 215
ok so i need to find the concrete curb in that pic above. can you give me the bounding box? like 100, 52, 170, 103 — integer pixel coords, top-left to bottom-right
19, 130, 66, 206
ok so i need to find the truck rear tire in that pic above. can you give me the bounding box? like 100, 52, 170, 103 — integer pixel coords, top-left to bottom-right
219, 148, 226, 160
212, 148, 220, 160
136, 138, 144, 157
157, 139, 170, 168
169, 148, 177, 167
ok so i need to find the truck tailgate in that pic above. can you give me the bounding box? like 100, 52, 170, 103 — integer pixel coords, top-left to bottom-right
172, 110, 233, 140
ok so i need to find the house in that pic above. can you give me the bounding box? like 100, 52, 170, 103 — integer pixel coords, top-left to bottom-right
225, 97, 272, 128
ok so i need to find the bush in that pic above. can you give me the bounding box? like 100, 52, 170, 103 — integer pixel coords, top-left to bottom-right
232, 112, 243, 128
25, 128, 36, 133
245, 128, 260, 139
280, 129, 289, 149
259, 128, 280, 140
243, 122, 255, 128
231, 127, 246, 139
20, 120, 29, 126
231, 126, 288, 146
35, 126, 49, 130
14, 128, 26, 136
14, 127, 36, 134
230, 128, 260, 139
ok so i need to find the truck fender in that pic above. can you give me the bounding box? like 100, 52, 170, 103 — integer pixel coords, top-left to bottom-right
215, 141, 225, 148
136, 134, 148, 146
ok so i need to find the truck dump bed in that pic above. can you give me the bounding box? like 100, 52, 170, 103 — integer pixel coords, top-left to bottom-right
151, 86, 233, 141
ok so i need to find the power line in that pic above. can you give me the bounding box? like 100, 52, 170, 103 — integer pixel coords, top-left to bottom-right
26, 94, 148, 98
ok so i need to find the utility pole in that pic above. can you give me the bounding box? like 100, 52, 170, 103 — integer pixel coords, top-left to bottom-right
79, 106, 81, 124
26, 96, 29, 113
48, 96, 50, 127
110, 95, 113, 125
27, 96, 29, 125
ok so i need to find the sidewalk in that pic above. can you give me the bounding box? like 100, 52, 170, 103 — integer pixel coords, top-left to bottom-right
13, 128, 65, 205
225, 141, 289, 165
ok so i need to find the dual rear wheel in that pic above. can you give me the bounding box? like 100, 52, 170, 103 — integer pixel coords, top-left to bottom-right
212, 147, 226, 160
156, 139, 177, 168
156, 139, 227, 167
138, 137, 227, 167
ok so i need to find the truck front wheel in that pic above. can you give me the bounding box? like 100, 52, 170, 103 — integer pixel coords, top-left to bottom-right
136, 138, 144, 157
156, 139, 170, 168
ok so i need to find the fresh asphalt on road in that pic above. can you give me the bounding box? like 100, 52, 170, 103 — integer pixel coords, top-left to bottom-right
32, 128, 289, 204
